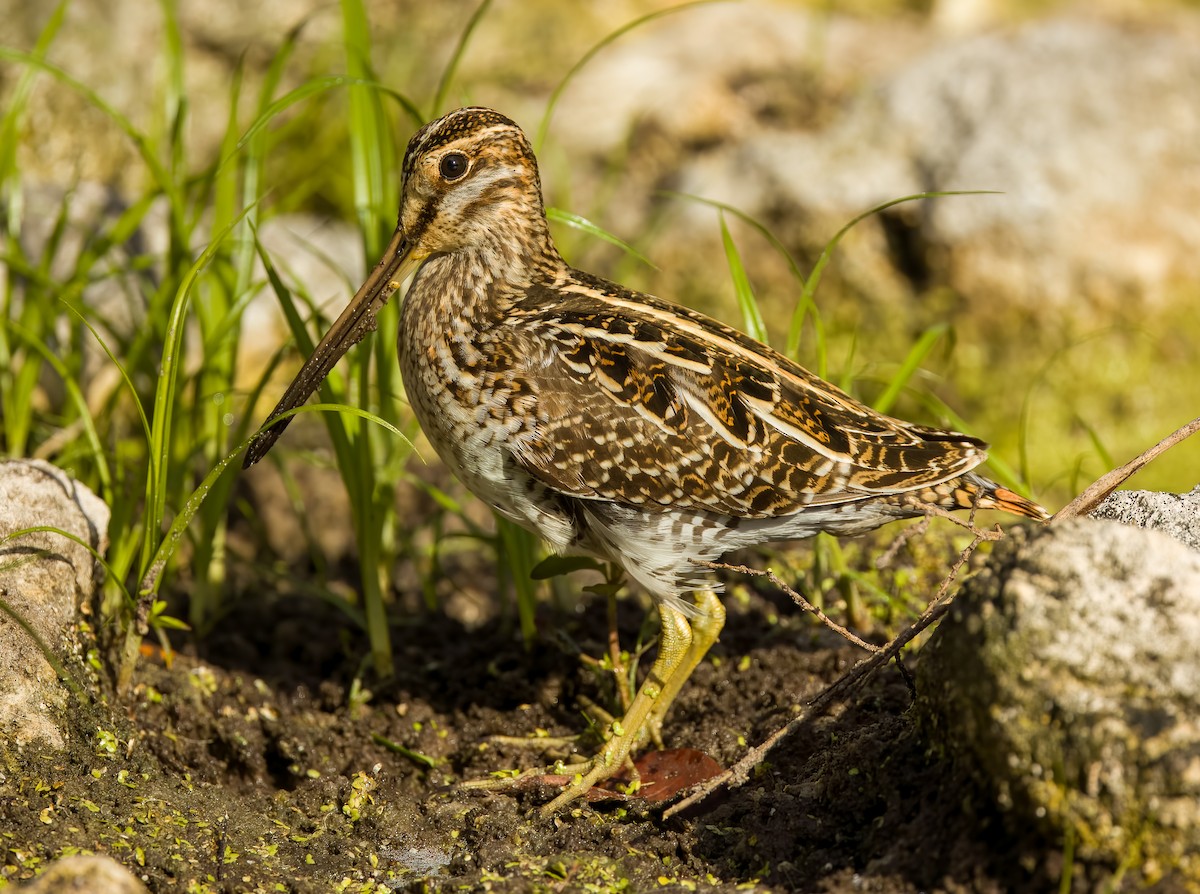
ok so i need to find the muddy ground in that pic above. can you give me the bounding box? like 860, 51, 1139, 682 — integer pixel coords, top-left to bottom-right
2, 536, 1109, 892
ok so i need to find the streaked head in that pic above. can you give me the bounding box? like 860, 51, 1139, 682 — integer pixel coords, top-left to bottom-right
396, 107, 549, 260
243, 107, 549, 467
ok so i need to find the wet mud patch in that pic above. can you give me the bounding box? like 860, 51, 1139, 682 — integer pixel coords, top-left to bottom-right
1, 584, 1081, 892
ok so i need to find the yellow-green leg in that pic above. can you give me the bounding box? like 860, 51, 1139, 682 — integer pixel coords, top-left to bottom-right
643, 589, 725, 751
541, 599, 693, 814
541, 589, 725, 814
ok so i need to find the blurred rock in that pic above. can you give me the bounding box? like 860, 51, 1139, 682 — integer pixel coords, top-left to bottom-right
240, 213, 365, 387
919, 519, 1200, 883
1090, 484, 1200, 552
16, 854, 148, 894
553, 4, 926, 162
675, 17, 1200, 314
3, 178, 361, 411
10, 2, 1200, 323
11, 2, 1200, 338
550, 3, 929, 246
2, 0, 347, 189
0, 460, 109, 764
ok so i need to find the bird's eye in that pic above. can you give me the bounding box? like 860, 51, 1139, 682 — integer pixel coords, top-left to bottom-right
439, 152, 468, 181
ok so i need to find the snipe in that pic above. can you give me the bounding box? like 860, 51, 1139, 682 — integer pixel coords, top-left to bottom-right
245, 107, 1047, 814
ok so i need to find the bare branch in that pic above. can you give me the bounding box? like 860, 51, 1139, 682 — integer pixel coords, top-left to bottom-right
1053, 416, 1200, 522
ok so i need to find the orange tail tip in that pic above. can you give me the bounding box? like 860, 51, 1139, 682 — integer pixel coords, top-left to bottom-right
983, 485, 1051, 522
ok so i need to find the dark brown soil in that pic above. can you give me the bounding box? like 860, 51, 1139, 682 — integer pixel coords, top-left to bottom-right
1, 550, 1111, 894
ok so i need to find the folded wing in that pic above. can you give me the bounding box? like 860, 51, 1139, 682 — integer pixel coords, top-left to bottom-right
500, 274, 987, 519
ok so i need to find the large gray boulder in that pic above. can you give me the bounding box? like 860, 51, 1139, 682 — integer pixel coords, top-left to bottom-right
1090, 484, 1200, 553
0, 460, 109, 764
919, 519, 1200, 884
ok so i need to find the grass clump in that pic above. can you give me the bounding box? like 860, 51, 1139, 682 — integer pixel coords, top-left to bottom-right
1, 0, 426, 686
10, 0, 1176, 695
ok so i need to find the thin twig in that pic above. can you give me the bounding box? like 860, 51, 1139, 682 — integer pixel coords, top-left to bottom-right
1052, 415, 1200, 522
704, 561, 880, 652
893, 652, 916, 701
905, 500, 1002, 540
665, 529, 989, 819
874, 516, 930, 569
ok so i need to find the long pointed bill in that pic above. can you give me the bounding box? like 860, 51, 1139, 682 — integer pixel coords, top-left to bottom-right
243, 227, 422, 468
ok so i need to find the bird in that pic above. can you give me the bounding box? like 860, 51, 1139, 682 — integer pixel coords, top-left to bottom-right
244, 106, 1049, 814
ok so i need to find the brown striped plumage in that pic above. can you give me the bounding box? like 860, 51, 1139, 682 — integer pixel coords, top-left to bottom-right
245, 107, 1048, 812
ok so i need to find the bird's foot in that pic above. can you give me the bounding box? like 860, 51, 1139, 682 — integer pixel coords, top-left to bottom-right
483, 732, 584, 756
536, 720, 645, 814
457, 739, 642, 811
478, 696, 632, 760
462, 594, 725, 815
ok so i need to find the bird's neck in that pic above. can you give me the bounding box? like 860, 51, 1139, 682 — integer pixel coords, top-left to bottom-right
410, 214, 564, 322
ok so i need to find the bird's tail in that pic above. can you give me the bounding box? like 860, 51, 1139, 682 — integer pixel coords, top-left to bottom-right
907, 473, 1050, 522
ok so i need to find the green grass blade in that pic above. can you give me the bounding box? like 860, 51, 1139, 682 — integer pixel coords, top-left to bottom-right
340, 0, 413, 678
186, 57, 259, 632
530, 555, 605, 580
256, 231, 402, 679
157, 0, 186, 179
371, 732, 439, 769
429, 0, 493, 117
719, 212, 768, 343
141, 402, 408, 601
0, 0, 68, 190
0, 580, 88, 701
342, 0, 398, 254
0, 49, 183, 234
546, 207, 657, 268
141, 204, 256, 578
0, 188, 75, 454
37, 186, 75, 276
1076, 415, 1115, 471
4, 320, 111, 500
871, 323, 948, 415
837, 330, 859, 394
48, 191, 160, 312
216, 76, 422, 177
252, 233, 363, 480
800, 190, 996, 377
61, 302, 153, 454
258, 403, 408, 443
536, 0, 726, 151
660, 190, 827, 371
798, 191, 999, 355
496, 516, 540, 645
2, 525, 133, 608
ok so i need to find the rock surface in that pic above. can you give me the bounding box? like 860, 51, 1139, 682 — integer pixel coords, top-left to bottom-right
0, 460, 109, 763
15, 854, 148, 894
919, 519, 1200, 884
1090, 484, 1200, 553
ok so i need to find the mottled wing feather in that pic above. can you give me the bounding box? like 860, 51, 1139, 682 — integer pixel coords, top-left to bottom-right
497, 272, 987, 518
